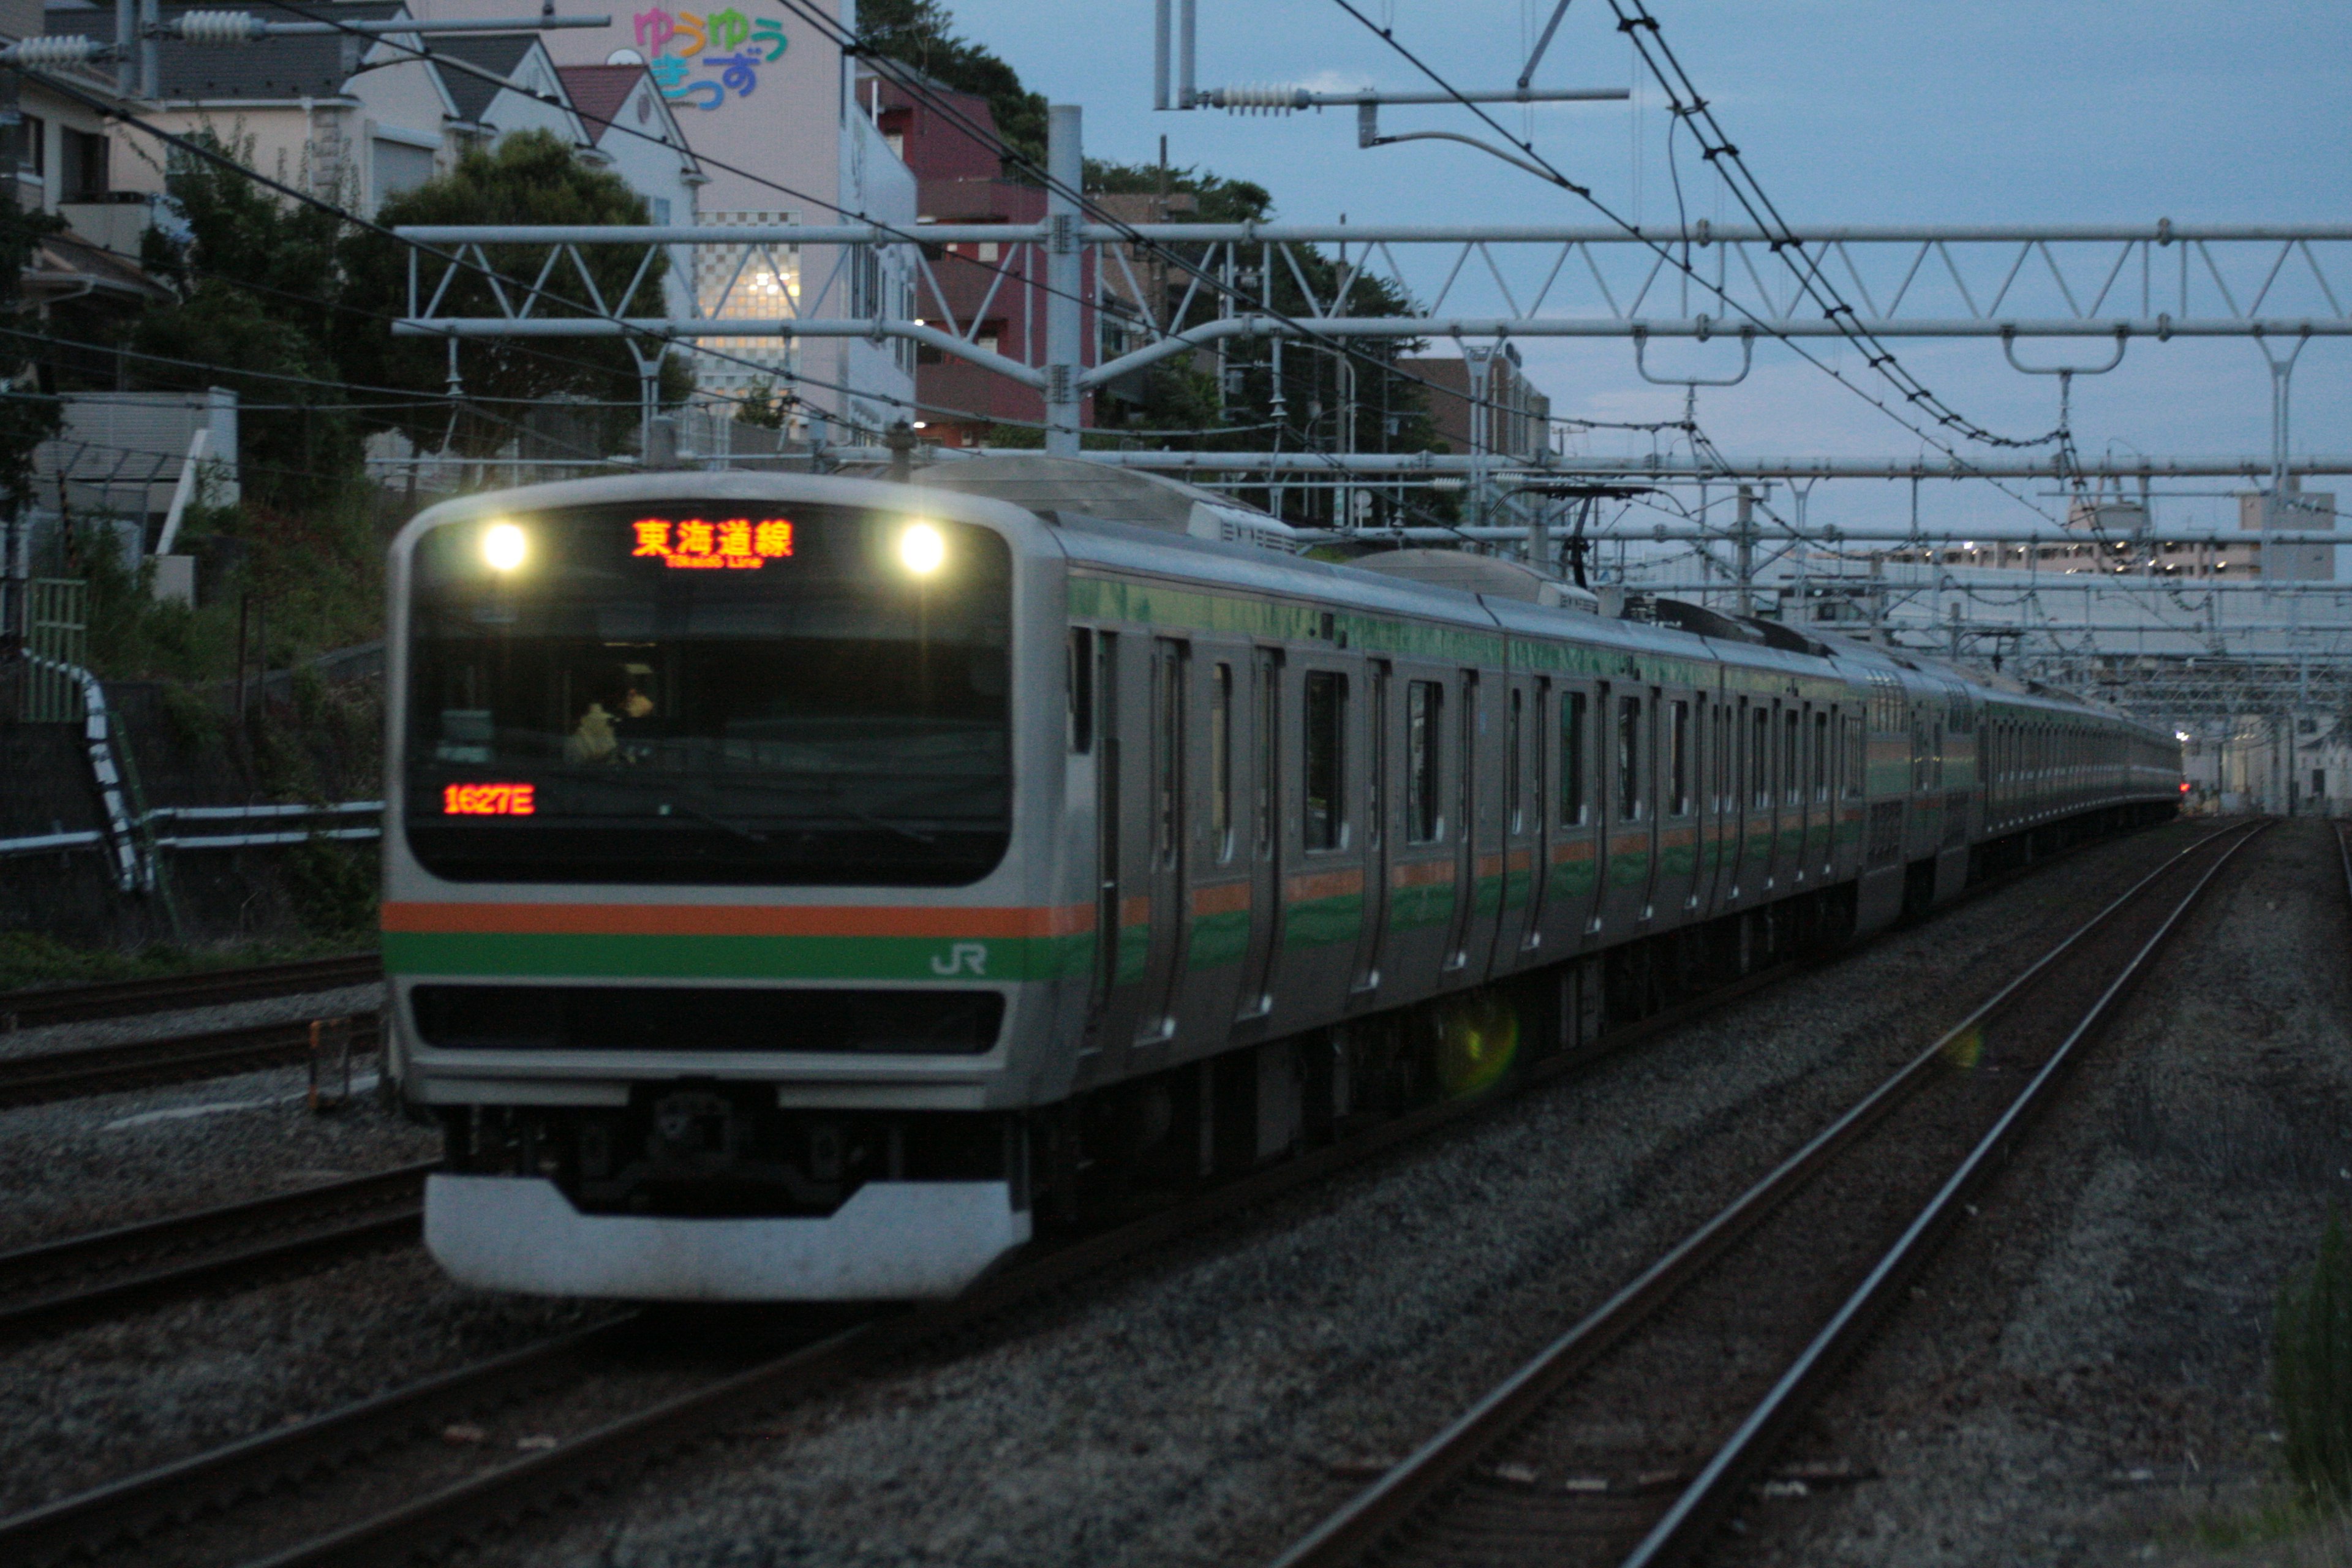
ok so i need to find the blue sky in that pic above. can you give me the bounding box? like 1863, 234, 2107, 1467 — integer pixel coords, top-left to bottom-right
945, 0, 2352, 535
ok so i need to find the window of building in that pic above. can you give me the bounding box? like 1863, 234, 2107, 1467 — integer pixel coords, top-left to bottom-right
59, 126, 106, 202
371, 137, 435, 210
1408, 679, 1442, 842
6, 114, 44, 180
1303, 670, 1347, 851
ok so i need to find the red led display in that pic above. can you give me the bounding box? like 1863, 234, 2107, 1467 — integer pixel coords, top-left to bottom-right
443, 783, 536, 816
630, 517, 793, 570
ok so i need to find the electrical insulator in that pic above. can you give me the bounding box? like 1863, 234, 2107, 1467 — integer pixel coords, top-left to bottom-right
8, 36, 102, 65
1209, 84, 1308, 116
176, 11, 263, 45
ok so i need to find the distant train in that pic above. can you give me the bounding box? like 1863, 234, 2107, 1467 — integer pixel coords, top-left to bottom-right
380, 457, 2180, 1302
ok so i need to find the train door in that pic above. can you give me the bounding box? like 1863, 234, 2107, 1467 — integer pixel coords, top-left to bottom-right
1602, 686, 1653, 931
1700, 695, 1732, 913
1443, 668, 1481, 973
1488, 675, 1540, 970
1127, 638, 1190, 1050
1350, 661, 1393, 999
1085, 631, 1150, 1050
1548, 682, 1602, 944
1234, 646, 1284, 1025
1520, 676, 1552, 954
1651, 688, 1698, 918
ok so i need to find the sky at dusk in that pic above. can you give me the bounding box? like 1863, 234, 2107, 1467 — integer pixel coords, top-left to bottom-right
945, 0, 2352, 539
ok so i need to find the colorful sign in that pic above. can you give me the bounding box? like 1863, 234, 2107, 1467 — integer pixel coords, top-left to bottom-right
633, 9, 788, 111
444, 783, 537, 816
630, 515, 795, 569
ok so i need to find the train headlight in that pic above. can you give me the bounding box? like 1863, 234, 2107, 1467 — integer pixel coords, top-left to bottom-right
483, 521, 528, 573
899, 521, 946, 576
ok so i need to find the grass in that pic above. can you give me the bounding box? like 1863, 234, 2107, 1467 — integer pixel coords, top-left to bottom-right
0, 929, 375, 993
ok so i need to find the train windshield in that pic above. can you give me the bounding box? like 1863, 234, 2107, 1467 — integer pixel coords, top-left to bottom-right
403, 501, 1012, 885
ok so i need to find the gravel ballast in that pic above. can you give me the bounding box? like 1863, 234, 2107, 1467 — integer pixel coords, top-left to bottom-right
426, 826, 2218, 1568
1713, 818, 2352, 1567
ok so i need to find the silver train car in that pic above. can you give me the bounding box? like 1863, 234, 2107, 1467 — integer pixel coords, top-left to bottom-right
381, 461, 2182, 1301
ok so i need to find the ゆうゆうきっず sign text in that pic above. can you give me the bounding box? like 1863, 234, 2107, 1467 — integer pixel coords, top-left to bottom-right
631, 516, 796, 570
633, 8, 786, 111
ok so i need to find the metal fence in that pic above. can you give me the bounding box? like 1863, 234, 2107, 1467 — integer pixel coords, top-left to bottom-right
23, 578, 88, 723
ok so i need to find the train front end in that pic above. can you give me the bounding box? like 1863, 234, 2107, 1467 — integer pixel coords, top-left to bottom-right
381, 476, 1070, 1301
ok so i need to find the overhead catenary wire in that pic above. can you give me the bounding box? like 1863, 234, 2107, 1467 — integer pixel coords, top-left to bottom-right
1318, 0, 2064, 521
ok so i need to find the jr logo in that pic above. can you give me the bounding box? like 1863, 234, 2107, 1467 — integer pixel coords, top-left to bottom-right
930, 942, 989, 976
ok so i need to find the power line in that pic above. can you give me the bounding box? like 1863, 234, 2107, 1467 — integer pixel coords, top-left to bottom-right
1319, 0, 2062, 521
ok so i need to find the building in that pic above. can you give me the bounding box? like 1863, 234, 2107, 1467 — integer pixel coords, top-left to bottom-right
1396, 344, 1552, 461
870, 69, 1093, 445
413, 0, 918, 439
2240, 483, 2337, 581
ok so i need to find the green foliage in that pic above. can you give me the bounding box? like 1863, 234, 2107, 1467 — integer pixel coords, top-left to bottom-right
285, 835, 380, 935
0, 929, 370, 991
858, 0, 1048, 171
736, 377, 789, 428
2277, 1210, 2352, 1506
0, 181, 63, 510
135, 131, 356, 510
339, 130, 680, 456
1085, 158, 1272, 224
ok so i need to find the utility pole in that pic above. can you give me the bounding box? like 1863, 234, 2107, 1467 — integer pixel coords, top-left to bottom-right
1734, 483, 1758, 618
1044, 105, 1083, 458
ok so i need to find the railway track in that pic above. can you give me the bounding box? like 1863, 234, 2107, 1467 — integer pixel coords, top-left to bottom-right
0, 1163, 430, 1343
1264, 820, 2266, 1568
0, 821, 2211, 1568
0, 954, 380, 1032
0, 1014, 383, 1109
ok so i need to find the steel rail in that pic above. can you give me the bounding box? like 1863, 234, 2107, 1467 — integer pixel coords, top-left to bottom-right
1623, 820, 2264, 1566
0, 953, 381, 1031
0, 1163, 431, 1341
0, 817, 2184, 1568
1267, 820, 2260, 1568
0, 1014, 382, 1107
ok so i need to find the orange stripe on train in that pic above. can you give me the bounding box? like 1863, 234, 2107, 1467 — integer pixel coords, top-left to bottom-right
381, 901, 1096, 940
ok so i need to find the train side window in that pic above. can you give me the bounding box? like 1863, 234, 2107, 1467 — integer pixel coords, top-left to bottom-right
1407, 680, 1443, 842
1813, 711, 1831, 802
1667, 699, 1691, 816
1616, 695, 1642, 821
1507, 687, 1525, 834
1559, 689, 1588, 827
1751, 706, 1770, 810
1068, 627, 1094, 753
1153, 642, 1185, 867
1366, 664, 1389, 851
1210, 662, 1233, 861
1784, 709, 1802, 806
1303, 670, 1348, 852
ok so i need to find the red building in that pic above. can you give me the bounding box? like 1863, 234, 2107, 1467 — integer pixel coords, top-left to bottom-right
868, 72, 1096, 446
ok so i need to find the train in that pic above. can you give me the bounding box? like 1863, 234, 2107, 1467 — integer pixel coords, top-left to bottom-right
380, 456, 2182, 1302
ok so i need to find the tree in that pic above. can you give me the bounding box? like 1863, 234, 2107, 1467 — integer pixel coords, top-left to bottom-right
337, 130, 688, 458
134, 131, 356, 510
0, 186, 62, 515
857, 0, 1049, 173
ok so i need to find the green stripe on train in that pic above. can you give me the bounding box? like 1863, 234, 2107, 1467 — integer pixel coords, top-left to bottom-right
1186, 908, 1253, 970
383, 930, 1093, 984
1282, 891, 1365, 950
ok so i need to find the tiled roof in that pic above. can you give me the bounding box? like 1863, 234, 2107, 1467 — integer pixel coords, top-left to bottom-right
555, 64, 643, 143
429, 33, 536, 125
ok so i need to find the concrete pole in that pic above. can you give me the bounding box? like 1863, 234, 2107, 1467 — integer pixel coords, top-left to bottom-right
1734, 484, 1757, 618
1044, 105, 1084, 459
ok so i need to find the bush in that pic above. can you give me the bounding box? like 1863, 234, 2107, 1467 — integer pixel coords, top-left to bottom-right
2277, 1210, 2352, 1505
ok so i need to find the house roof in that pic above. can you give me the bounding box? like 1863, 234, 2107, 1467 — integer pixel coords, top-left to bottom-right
554, 64, 642, 143
109, 0, 412, 100
24, 230, 173, 306
428, 32, 538, 125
